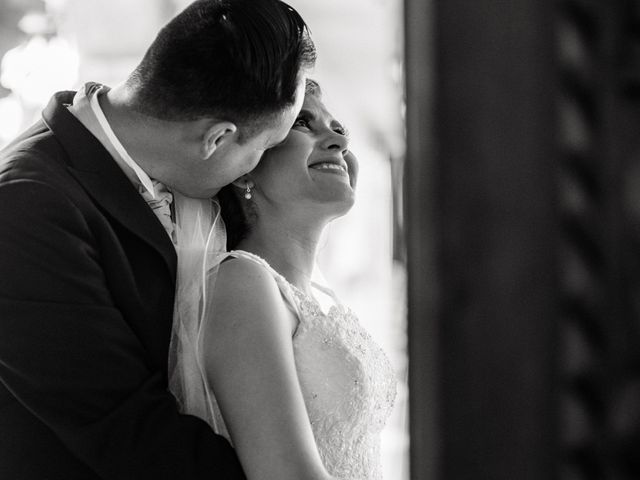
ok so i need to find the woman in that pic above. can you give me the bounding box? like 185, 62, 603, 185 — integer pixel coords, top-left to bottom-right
169, 80, 396, 480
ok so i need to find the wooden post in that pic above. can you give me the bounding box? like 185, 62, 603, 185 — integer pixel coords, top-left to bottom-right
405, 1, 558, 478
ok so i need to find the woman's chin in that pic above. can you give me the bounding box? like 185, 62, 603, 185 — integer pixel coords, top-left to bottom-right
324, 194, 356, 219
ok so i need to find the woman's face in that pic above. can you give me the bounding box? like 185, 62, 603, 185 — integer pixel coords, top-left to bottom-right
248, 93, 358, 216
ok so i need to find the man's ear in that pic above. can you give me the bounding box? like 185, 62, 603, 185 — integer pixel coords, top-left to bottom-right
201, 121, 237, 159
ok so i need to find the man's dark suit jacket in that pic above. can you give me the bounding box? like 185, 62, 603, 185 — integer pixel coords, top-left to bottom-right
0, 92, 245, 479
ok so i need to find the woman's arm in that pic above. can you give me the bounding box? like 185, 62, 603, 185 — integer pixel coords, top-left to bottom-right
200, 257, 336, 480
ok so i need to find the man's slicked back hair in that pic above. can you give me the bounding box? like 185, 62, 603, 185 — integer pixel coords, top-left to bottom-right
127, 0, 316, 128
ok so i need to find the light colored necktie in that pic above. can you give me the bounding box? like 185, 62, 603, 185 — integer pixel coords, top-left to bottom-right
140, 180, 175, 242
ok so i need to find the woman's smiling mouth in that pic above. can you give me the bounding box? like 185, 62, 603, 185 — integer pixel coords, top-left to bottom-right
309, 159, 349, 175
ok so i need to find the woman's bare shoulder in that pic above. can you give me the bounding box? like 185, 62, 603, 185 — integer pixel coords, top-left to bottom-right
205, 254, 294, 334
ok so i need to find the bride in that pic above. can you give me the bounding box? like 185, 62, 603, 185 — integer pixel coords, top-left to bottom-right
169, 80, 396, 480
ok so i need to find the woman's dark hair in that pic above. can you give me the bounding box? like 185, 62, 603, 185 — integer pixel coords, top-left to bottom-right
218, 182, 255, 251
126, 0, 316, 137
219, 79, 322, 250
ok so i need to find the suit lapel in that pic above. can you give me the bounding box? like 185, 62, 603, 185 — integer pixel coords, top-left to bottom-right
42, 92, 177, 282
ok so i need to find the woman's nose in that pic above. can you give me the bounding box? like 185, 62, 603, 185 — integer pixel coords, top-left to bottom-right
321, 129, 349, 153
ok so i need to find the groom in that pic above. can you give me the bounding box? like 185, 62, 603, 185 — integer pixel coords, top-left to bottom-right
0, 0, 314, 478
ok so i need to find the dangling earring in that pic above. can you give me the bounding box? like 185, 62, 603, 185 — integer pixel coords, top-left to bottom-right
244, 183, 252, 200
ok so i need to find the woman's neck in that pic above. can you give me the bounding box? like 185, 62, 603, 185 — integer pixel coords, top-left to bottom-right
236, 216, 326, 296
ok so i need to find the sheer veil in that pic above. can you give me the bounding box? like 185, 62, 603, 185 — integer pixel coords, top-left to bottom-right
167, 191, 227, 431
167, 191, 335, 438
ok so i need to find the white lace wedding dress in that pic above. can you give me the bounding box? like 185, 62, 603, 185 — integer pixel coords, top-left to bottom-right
175, 249, 397, 480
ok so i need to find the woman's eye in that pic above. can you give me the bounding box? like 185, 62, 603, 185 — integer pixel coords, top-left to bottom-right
293, 117, 310, 128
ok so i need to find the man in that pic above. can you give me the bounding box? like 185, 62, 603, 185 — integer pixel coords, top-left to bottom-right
0, 0, 314, 478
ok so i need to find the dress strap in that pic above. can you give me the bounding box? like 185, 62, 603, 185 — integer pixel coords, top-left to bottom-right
310, 281, 341, 306
225, 250, 280, 276
224, 250, 302, 318
224, 250, 344, 317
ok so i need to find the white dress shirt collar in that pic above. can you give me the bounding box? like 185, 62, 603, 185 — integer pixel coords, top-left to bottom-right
87, 86, 157, 198
68, 83, 157, 199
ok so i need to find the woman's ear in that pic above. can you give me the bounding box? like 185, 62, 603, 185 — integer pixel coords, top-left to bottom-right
231, 175, 254, 189
201, 121, 237, 159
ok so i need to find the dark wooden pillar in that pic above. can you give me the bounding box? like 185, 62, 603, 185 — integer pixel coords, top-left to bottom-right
557, 1, 640, 478
405, 1, 558, 478
407, 0, 640, 478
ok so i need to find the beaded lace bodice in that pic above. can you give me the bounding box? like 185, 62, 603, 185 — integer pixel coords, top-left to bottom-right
202, 250, 397, 480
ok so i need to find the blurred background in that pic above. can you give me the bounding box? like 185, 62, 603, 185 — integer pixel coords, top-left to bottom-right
0, 0, 408, 478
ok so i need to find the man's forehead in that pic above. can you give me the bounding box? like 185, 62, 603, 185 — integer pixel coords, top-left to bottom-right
263, 111, 293, 147
273, 91, 306, 133
293, 73, 307, 106
267, 127, 289, 147
262, 75, 307, 146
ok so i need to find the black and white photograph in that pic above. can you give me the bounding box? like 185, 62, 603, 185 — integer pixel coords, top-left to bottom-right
1, 0, 639, 479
